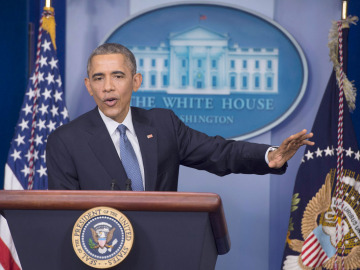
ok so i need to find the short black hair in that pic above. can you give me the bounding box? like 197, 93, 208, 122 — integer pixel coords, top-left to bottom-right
87, 43, 137, 76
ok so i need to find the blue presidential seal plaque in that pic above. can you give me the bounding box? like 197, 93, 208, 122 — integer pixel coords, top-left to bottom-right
72, 207, 134, 268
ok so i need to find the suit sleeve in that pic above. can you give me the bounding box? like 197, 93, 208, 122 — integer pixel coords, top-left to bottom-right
46, 131, 80, 189
169, 110, 286, 176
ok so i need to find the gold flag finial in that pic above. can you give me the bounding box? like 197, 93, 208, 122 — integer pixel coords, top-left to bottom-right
42, 5, 56, 50
342, 0, 348, 20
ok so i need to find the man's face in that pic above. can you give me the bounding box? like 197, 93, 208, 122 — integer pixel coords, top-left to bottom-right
85, 54, 142, 123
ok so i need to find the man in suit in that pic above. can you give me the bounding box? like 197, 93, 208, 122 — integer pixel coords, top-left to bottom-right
46, 43, 314, 191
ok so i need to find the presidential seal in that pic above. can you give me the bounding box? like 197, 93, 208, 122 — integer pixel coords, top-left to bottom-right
284, 170, 360, 269
72, 207, 134, 268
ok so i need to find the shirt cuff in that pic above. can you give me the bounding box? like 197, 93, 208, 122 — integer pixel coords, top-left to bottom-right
265, 146, 278, 164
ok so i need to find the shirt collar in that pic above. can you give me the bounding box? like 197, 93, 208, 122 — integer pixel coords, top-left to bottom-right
98, 107, 136, 136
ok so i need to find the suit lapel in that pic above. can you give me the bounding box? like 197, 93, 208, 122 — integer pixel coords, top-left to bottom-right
132, 108, 158, 191
86, 108, 128, 190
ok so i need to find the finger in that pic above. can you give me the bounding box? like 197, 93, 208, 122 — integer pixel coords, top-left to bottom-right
297, 132, 314, 141
292, 129, 309, 140
295, 132, 314, 146
302, 139, 315, 146
281, 129, 308, 146
290, 138, 314, 148
292, 131, 314, 144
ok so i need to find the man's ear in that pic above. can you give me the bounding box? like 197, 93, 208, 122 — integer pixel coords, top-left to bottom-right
84, 77, 93, 96
133, 73, 142, 93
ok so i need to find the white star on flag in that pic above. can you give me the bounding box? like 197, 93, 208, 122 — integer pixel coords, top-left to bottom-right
34, 135, 43, 146
50, 105, 59, 117
41, 39, 51, 52
305, 150, 314, 160
21, 165, 31, 177
37, 119, 46, 131
42, 88, 52, 100
324, 146, 333, 156
26, 88, 36, 100
38, 71, 45, 82
315, 147, 323, 157
61, 107, 69, 119
10, 149, 22, 162
39, 55, 48, 67
38, 104, 48, 115
45, 72, 55, 85
37, 165, 47, 177
30, 73, 37, 84
22, 104, 32, 115
345, 147, 354, 157
47, 120, 57, 132
25, 150, 39, 162
49, 57, 58, 69
14, 134, 25, 147
18, 119, 29, 131
54, 90, 63, 101
56, 76, 62, 88
41, 150, 46, 162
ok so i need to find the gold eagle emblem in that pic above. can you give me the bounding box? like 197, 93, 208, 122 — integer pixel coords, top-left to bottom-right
90, 227, 116, 249
285, 173, 360, 269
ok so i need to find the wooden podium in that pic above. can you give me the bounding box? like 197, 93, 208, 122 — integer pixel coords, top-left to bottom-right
0, 190, 230, 270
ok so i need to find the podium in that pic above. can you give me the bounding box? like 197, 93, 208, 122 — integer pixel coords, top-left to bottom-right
0, 190, 230, 270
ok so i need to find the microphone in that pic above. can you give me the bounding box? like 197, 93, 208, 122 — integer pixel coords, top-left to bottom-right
125, 179, 132, 191
111, 179, 117, 190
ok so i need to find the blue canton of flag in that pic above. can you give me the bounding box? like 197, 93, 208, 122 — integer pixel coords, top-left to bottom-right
4, 14, 69, 190
282, 25, 360, 269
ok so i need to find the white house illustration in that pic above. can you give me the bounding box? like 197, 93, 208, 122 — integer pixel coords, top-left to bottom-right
129, 26, 278, 95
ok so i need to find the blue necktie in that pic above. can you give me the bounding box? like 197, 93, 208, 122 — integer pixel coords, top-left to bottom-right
117, 124, 144, 191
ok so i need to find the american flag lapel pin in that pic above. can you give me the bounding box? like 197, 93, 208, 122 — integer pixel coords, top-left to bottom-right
147, 134, 153, 139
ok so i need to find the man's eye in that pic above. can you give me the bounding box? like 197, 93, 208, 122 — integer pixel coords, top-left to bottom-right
94, 77, 102, 81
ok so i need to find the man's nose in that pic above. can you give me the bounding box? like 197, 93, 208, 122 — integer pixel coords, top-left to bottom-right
104, 77, 113, 92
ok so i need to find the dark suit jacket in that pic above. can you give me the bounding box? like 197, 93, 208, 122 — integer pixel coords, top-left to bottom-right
46, 107, 286, 191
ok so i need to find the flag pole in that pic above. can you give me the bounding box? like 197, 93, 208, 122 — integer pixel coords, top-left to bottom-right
45, 0, 52, 8
342, 0, 348, 20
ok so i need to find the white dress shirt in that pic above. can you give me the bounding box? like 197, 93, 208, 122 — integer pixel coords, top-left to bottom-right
98, 108, 145, 188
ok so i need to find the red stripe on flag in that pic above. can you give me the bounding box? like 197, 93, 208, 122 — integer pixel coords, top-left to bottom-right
302, 234, 316, 254
304, 233, 315, 244
314, 250, 327, 267
320, 251, 329, 265
319, 252, 328, 266
306, 243, 321, 267
0, 238, 21, 270
302, 241, 320, 262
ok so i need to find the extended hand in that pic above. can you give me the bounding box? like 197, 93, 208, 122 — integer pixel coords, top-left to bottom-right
268, 129, 314, 169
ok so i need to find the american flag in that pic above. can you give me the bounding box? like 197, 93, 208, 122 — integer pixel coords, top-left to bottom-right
199, 14, 207, 20
4, 8, 69, 190
0, 212, 22, 270
282, 23, 360, 270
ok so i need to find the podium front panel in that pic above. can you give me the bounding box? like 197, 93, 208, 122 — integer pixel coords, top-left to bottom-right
5, 209, 217, 270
